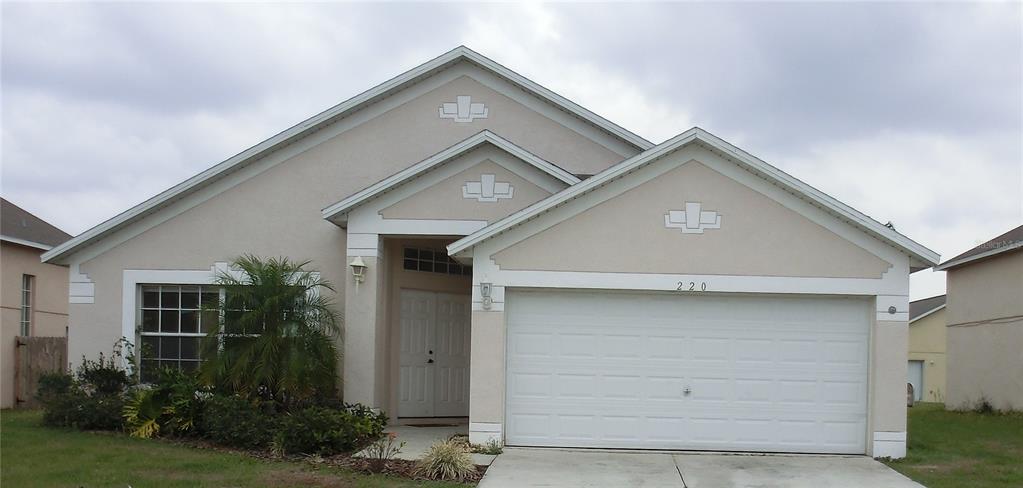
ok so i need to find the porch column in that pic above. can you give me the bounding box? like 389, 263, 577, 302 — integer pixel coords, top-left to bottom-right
871, 295, 909, 458
469, 308, 506, 444
343, 233, 387, 409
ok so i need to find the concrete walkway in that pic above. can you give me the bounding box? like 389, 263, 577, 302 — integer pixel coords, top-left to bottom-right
478, 448, 925, 488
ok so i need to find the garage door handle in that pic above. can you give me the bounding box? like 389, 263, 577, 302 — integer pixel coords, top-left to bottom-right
683, 387, 691, 395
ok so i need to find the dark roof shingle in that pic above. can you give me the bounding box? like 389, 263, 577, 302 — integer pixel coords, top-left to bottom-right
1, 198, 72, 248
938, 224, 1023, 270
910, 295, 946, 321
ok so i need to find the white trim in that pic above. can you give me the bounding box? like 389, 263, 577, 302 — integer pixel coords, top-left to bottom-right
322, 130, 579, 223
43, 46, 647, 265
69, 263, 95, 304
1, 235, 54, 251
910, 303, 946, 324
120, 264, 235, 344
450, 128, 940, 268
934, 240, 1023, 270
469, 422, 503, 445
872, 431, 907, 459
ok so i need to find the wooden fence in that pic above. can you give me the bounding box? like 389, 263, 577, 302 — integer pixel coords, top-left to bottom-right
14, 336, 67, 408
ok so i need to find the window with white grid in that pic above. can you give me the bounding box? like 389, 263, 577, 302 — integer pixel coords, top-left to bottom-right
138, 285, 220, 380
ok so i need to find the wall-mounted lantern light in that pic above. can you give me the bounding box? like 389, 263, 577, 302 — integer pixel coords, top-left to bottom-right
350, 256, 367, 284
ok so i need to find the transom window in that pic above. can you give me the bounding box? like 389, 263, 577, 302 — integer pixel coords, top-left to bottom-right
403, 247, 471, 276
20, 274, 34, 336
139, 285, 220, 380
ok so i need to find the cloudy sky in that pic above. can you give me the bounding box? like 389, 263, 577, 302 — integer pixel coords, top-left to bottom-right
2, 2, 1020, 299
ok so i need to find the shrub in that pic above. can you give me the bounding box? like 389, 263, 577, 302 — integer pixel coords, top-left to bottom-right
200, 395, 278, 449
124, 369, 208, 438
271, 404, 387, 456
363, 432, 405, 473
414, 439, 476, 481
37, 343, 134, 431
471, 438, 503, 455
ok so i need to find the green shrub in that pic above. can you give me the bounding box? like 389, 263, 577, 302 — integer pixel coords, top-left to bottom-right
124, 369, 208, 438
37, 343, 134, 431
272, 404, 388, 456
200, 395, 278, 449
414, 439, 476, 481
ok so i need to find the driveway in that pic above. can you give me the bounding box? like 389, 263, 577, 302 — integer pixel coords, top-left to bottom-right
478, 448, 924, 488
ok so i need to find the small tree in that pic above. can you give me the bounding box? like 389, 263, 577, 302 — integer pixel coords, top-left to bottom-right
200, 255, 341, 407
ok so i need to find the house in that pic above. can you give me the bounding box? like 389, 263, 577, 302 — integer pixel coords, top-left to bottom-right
1, 198, 72, 408
935, 225, 1023, 411
40, 46, 939, 458
908, 295, 946, 403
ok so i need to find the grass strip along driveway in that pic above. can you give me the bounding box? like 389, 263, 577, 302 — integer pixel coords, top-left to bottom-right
884, 403, 1023, 488
1, 409, 467, 488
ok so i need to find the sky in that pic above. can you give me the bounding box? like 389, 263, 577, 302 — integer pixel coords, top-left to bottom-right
2, 2, 1021, 300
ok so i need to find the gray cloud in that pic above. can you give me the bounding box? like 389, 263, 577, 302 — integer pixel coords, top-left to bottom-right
2, 2, 1020, 300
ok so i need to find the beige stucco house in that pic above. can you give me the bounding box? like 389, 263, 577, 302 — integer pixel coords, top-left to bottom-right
936, 225, 1023, 411
1, 198, 71, 408
41, 46, 939, 458
908, 295, 946, 403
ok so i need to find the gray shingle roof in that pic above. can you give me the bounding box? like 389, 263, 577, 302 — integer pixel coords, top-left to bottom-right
1, 198, 72, 248
937, 224, 1023, 270
910, 295, 946, 321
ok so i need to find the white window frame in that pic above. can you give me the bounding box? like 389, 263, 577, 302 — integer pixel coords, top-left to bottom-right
20, 274, 34, 336
138, 284, 222, 378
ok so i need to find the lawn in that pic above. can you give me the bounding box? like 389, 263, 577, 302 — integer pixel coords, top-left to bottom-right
0, 409, 468, 488
884, 403, 1023, 488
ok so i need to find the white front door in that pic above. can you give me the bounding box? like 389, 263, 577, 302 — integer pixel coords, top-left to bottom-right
399, 290, 470, 417
505, 290, 870, 454
908, 360, 924, 402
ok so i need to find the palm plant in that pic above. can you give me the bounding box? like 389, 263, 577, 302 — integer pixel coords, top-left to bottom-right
199, 255, 341, 407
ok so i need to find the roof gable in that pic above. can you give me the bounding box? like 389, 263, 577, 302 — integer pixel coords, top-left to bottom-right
42, 46, 647, 264
450, 127, 941, 269
935, 224, 1023, 271
322, 130, 579, 224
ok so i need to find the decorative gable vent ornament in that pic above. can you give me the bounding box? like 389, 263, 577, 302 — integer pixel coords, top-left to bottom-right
439, 95, 488, 122
664, 202, 722, 234
463, 174, 513, 202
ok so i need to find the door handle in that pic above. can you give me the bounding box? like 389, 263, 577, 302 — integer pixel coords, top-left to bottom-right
682, 386, 692, 395
427, 359, 434, 364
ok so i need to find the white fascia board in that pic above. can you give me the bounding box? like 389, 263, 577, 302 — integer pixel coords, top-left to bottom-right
449, 127, 941, 268
1, 235, 53, 251
934, 241, 1023, 271
320, 130, 580, 223
41, 45, 645, 265
910, 304, 946, 324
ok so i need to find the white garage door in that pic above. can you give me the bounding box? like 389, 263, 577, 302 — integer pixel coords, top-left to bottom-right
505, 290, 870, 454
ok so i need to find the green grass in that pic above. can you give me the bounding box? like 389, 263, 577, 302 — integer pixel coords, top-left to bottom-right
884, 403, 1023, 488
0, 409, 468, 488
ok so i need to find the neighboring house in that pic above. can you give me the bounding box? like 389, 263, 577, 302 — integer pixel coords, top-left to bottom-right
1, 198, 72, 408
40, 46, 939, 458
936, 225, 1023, 411
908, 295, 946, 403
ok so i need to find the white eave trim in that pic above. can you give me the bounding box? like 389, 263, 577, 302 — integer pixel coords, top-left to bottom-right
910, 303, 946, 324
1, 235, 54, 251
934, 241, 1023, 271
321, 130, 580, 223
41, 45, 649, 265
449, 127, 941, 268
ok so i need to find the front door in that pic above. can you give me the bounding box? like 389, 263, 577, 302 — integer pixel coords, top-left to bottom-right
908, 360, 924, 402
398, 289, 470, 417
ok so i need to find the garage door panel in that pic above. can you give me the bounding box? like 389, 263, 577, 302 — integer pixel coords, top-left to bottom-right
505, 290, 869, 453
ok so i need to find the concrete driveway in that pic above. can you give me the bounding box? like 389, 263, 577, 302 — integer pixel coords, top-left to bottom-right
478, 448, 924, 488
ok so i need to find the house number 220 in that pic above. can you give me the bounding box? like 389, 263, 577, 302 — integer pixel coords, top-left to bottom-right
676, 281, 707, 292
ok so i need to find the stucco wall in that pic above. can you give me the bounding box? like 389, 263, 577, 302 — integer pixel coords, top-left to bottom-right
946, 250, 1023, 410
67, 68, 630, 375
908, 307, 947, 403
492, 159, 893, 278
380, 159, 552, 222
1, 242, 69, 407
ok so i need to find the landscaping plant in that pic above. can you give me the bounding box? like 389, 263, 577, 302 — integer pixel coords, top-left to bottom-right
271, 404, 388, 456
37, 341, 136, 431
362, 432, 406, 473
414, 439, 477, 482
123, 368, 208, 438
199, 255, 341, 409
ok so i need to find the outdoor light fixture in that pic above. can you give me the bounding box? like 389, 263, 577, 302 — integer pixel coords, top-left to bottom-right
480, 282, 493, 310
349, 256, 367, 284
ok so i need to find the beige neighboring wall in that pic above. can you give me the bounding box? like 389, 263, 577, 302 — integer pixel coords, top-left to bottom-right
908, 307, 947, 403
66, 68, 629, 375
946, 250, 1023, 410
1, 242, 69, 408
381, 159, 552, 222
493, 160, 893, 278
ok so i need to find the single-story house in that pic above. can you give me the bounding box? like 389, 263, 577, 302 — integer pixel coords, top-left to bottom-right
907, 295, 946, 403
1, 198, 71, 408
41, 46, 939, 458
935, 225, 1023, 411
